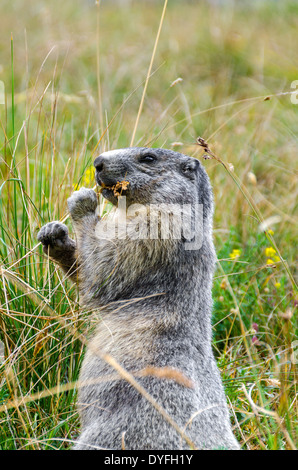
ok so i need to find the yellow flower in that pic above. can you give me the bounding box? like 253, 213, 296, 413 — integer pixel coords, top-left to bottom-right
229, 249, 241, 259
266, 259, 275, 265
268, 229, 274, 235
275, 282, 281, 289
82, 167, 95, 186
273, 255, 281, 263
73, 167, 95, 190
264, 247, 276, 258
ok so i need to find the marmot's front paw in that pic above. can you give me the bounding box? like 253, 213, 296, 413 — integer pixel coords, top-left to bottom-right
37, 222, 71, 253
67, 188, 98, 221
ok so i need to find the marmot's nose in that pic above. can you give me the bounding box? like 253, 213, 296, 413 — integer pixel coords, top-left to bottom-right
94, 156, 105, 173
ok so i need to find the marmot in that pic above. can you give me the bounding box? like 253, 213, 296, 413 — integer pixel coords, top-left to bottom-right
37, 147, 240, 450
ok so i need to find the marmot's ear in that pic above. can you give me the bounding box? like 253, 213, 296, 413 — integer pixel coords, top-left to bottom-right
180, 158, 200, 178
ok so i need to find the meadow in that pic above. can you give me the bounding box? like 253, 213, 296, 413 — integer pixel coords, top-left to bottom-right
0, 0, 297, 450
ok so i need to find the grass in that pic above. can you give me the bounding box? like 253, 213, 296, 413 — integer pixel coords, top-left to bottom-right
0, 0, 297, 450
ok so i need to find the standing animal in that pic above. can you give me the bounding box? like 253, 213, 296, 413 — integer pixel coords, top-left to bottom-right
37, 147, 240, 450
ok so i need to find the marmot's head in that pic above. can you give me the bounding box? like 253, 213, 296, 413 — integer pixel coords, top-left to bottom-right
94, 147, 213, 219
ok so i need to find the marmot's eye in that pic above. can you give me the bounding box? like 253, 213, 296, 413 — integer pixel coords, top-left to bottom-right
139, 154, 157, 164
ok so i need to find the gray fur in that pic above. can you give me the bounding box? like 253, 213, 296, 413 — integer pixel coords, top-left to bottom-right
37, 221, 78, 282
37, 147, 240, 450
